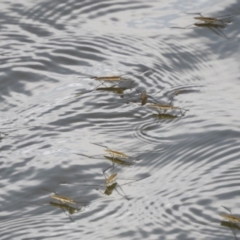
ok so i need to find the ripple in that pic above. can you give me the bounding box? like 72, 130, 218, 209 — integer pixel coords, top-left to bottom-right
1, 0, 240, 240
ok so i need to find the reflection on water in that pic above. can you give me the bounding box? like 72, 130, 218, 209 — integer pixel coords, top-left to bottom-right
1, 0, 240, 239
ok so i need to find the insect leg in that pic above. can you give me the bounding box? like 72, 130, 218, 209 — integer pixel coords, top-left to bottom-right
57, 200, 75, 222
170, 21, 200, 29
103, 163, 114, 174
115, 185, 130, 200
208, 26, 230, 39
222, 205, 232, 213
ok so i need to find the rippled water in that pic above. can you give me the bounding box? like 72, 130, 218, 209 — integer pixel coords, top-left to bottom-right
1, 0, 240, 239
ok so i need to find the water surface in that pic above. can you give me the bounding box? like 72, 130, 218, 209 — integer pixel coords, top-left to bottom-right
1, 0, 240, 239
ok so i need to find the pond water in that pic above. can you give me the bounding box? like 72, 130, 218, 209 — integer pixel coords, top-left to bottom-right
1, 0, 240, 239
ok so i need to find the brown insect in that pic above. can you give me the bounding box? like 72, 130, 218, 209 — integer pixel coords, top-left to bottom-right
89, 70, 151, 82
220, 214, 240, 224
90, 142, 136, 172
170, 12, 238, 39
50, 193, 77, 204
35, 190, 90, 222
147, 103, 187, 116
80, 172, 149, 201
152, 113, 178, 120
92, 75, 127, 81
91, 142, 139, 160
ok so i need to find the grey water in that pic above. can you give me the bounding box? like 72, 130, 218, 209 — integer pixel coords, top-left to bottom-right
1, 0, 240, 239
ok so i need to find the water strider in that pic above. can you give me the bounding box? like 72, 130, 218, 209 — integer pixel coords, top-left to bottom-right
170, 12, 240, 38
78, 142, 138, 172
103, 155, 134, 173
220, 206, 240, 240
189, 12, 239, 24
79, 172, 149, 201
78, 70, 151, 82
146, 103, 188, 116
49, 192, 91, 222
90, 142, 143, 160
126, 88, 164, 106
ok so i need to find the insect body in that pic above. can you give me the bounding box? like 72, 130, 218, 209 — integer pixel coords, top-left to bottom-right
92, 142, 137, 160
220, 214, 240, 224
92, 76, 126, 81
104, 149, 129, 159
106, 172, 118, 185
103, 156, 133, 173
70, 172, 149, 201
50, 194, 77, 204
91, 142, 140, 172
97, 172, 147, 200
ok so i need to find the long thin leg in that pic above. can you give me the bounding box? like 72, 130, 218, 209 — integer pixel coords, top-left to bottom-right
170, 22, 197, 29
120, 176, 150, 187
208, 26, 230, 39
58, 201, 75, 222
75, 152, 105, 159
150, 88, 165, 104
186, 11, 240, 20
222, 205, 232, 213
90, 142, 109, 150
103, 163, 114, 174
115, 186, 129, 200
